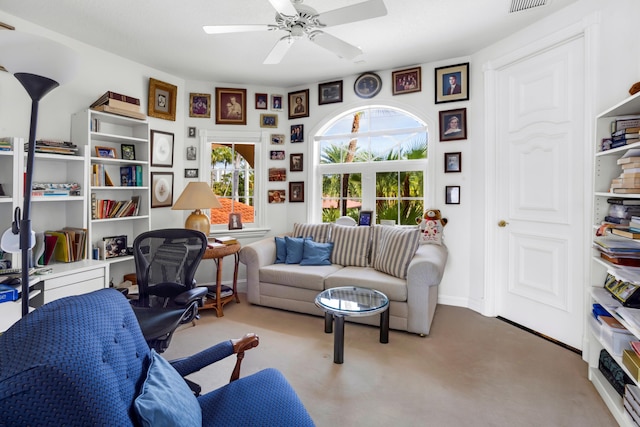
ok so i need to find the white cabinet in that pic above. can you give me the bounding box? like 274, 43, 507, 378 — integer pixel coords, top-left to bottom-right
71, 109, 150, 285
588, 92, 640, 426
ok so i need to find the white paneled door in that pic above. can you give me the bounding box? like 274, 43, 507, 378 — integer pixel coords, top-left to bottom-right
493, 36, 585, 349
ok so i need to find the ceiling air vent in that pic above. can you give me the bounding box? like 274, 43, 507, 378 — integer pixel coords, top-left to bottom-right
509, 0, 547, 13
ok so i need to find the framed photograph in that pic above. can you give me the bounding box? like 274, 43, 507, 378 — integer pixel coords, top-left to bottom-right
354, 72, 382, 99
148, 78, 177, 121
215, 87, 247, 125
189, 93, 211, 118
255, 93, 268, 110
151, 172, 174, 208
392, 66, 421, 95
228, 212, 243, 230
435, 62, 469, 104
186, 146, 197, 161
102, 235, 128, 259
268, 189, 285, 204
271, 94, 283, 111
121, 144, 135, 160
271, 133, 285, 145
150, 130, 175, 167
444, 152, 462, 173
439, 108, 467, 141
290, 153, 303, 172
188, 126, 196, 138
288, 89, 309, 119
268, 168, 287, 182
318, 80, 343, 105
270, 150, 285, 160
289, 181, 304, 203
260, 113, 278, 128
291, 124, 304, 143
95, 146, 116, 158
184, 168, 199, 178
445, 185, 460, 205
358, 210, 373, 226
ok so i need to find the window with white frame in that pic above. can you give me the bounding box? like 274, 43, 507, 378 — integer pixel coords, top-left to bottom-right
314, 107, 428, 225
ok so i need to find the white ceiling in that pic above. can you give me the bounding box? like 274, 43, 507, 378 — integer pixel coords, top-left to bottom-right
0, 0, 578, 88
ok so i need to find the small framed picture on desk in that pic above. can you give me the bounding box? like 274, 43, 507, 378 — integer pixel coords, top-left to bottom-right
228, 213, 242, 230
358, 210, 373, 226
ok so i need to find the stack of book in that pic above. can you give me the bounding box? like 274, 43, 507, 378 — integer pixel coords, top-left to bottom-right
602, 118, 640, 151
31, 182, 81, 197
611, 149, 640, 194
91, 194, 140, 219
40, 227, 87, 264
120, 166, 143, 187
28, 139, 79, 156
214, 236, 239, 245
594, 236, 640, 266
0, 138, 12, 152
604, 198, 640, 226
90, 91, 145, 120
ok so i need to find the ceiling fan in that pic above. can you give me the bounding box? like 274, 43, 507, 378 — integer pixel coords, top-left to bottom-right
203, 0, 387, 64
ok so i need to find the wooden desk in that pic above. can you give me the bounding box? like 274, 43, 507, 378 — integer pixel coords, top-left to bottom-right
200, 243, 241, 317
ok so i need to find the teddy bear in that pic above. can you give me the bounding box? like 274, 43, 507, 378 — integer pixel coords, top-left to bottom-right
415, 209, 448, 244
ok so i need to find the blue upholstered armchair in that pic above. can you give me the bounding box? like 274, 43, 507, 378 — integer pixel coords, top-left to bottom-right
0, 288, 315, 426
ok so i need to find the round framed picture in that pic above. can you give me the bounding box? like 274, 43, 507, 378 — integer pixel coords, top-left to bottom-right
354, 72, 382, 99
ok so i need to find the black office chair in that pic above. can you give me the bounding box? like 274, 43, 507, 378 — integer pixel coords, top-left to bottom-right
130, 228, 208, 353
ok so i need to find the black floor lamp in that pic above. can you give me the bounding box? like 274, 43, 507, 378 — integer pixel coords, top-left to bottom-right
0, 31, 78, 316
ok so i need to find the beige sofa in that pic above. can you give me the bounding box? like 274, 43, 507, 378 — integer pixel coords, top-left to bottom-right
239, 223, 448, 335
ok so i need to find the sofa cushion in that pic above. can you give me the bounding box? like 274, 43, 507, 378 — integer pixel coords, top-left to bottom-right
373, 226, 419, 279
285, 236, 311, 264
260, 263, 344, 291
134, 349, 202, 427
325, 266, 408, 302
330, 224, 371, 267
300, 240, 334, 266
274, 237, 287, 264
293, 223, 332, 243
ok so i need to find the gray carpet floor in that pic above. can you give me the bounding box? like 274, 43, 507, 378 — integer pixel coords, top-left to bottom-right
163, 294, 616, 427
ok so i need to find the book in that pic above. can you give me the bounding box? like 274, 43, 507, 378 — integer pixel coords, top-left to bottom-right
608, 198, 640, 205
90, 91, 140, 108
612, 118, 640, 133
214, 236, 238, 245
614, 127, 640, 136
101, 98, 141, 113
613, 188, 640, 194
600, 252, 640, 266
612, 228, 640, 239
604, 216, 631, 225
91, 104, 146, 120
599, 315, 628, 331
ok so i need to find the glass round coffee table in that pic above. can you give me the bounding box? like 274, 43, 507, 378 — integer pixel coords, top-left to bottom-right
315, 286, 389, 364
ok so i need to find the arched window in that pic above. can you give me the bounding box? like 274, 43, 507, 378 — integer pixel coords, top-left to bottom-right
313, 106, 428, 225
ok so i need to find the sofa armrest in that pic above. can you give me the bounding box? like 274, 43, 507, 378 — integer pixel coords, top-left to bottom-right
239, 236, 278, 303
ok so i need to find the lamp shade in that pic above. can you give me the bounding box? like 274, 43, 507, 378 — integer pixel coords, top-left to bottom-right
172, 182, 222, 210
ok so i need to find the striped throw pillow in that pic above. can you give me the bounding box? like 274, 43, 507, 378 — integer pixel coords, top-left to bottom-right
330, 224, 371, 267
373, 227, 420, 279
293, 223, 332, 243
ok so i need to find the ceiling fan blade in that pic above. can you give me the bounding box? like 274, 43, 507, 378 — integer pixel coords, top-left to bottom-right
319, 0, 387, 27
309, 31, 362, 60
267, 0, 298, 17
263, 36, 297, 64
203, 24, 274, 34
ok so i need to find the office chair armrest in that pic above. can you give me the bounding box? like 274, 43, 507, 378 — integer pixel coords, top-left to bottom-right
172, 286, 207, 306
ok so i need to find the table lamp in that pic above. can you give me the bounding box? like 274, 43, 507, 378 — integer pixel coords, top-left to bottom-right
0, 30, 78, 316
172, 182, 222, 234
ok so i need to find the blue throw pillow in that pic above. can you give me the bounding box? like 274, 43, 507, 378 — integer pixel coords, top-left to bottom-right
285, 236, 309, 264
275, 236, 287, 264
300, 240, 334, 266
134, 350, 202, 427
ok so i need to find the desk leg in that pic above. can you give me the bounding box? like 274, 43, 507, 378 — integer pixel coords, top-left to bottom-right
232, 253, 240, 303
380, 307, 389, 344
334, 316, 344, 364
213, 258, 223, 317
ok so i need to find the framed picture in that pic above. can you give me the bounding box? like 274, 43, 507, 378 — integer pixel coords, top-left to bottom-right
354, 72, 382, 99
255, 93, 268, 110
121, 144, 135, 160
435, 62, 469, 104
358, 210, 373, 226
291, 124, 304, 143
268, 168, 287, 182
288, 89, 309, 119
290, 153, 303, 172
270, 150, 285, 160
102, 235, 128, 259
215, 87, 247, 125
95, 146, 116, 158
439, 108, 467, 141
271, 134, 285, 145
229, 213, 243, 230
189, 92, 211, 118
289, 181, 304, 203
268, 189, 285, 204
150, 130, 174, 167
148, 78, 177, 121
151, 172, 174, 208
444, 152, 462, 173
271, 94, 283, 111
188, 126, 196, 138
392, 66, 421, 95
318, 80, 343, 105
445, 185, 460, 205
260, 114, 278, 128
186, 146, 197, 161
184, 168, 199, 178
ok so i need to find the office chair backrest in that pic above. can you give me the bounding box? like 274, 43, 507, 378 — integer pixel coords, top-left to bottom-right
133, 228, 207, 307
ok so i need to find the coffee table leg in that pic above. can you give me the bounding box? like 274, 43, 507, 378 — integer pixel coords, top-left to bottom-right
380, 307, 389, 344
324, 312, 333, 333
334, 316, 344, 364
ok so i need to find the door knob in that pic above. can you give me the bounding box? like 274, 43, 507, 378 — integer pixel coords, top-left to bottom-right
498, 220, 508, 227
